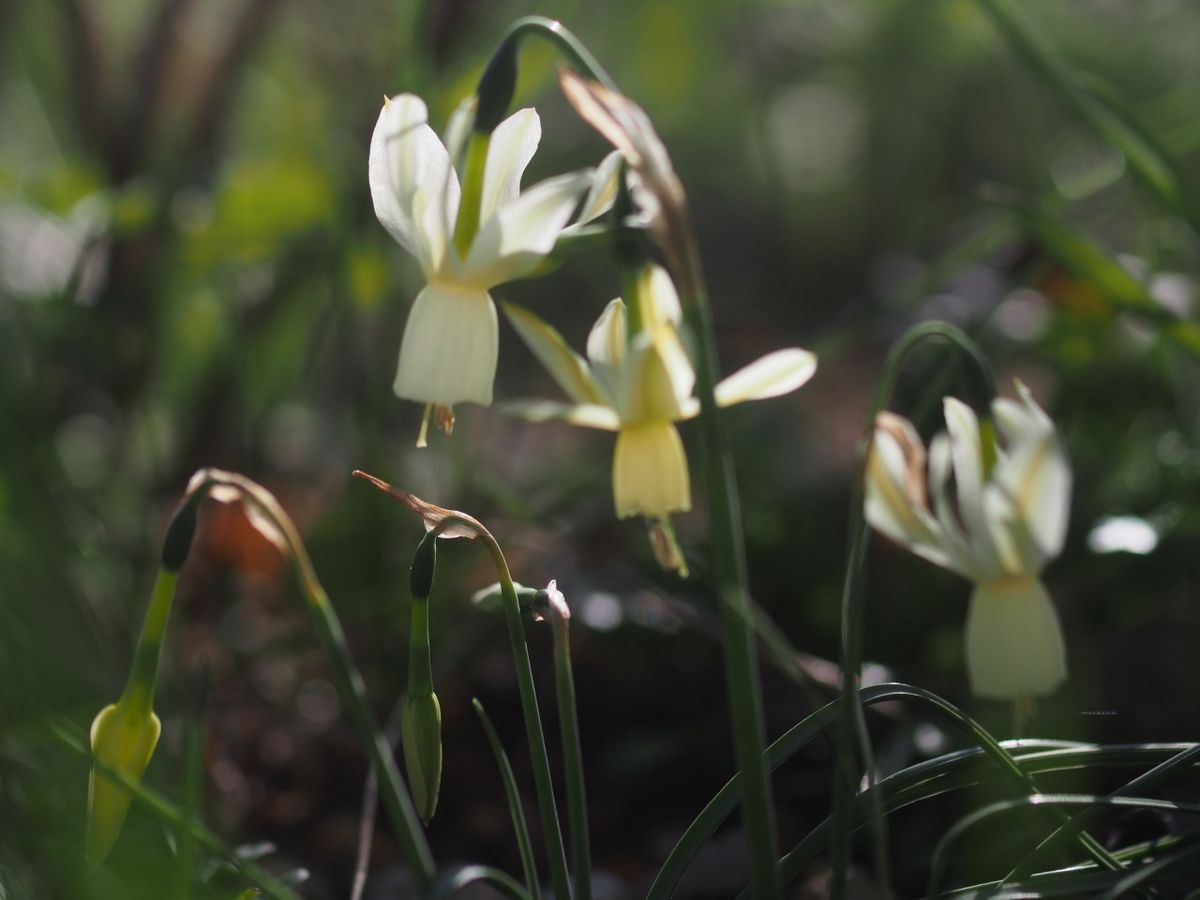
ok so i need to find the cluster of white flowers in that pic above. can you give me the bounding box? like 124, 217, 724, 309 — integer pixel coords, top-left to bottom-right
370, 85, 1076, 702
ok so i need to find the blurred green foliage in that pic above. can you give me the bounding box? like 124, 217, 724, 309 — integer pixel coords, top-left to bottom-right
1, 0, 1199, 896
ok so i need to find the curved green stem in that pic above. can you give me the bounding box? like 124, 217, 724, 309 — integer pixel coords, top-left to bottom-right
674, 225, 782, 900
431, 865, 532, 900
483, 538, 574, 900
830, 321, 996, 899
188, 472, 436, 890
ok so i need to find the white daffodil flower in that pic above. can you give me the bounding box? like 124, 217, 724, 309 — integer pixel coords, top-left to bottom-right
864, 383, 1072, 700
503, 264, 817, 521
369, 94, 618, 435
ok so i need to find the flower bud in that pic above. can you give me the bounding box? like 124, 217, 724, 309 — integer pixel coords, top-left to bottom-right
401, 690, 443, 824
160, 493, 201, 572
474, 37, 518, 133
410, 530, 438, 600
87, 701, 162, 862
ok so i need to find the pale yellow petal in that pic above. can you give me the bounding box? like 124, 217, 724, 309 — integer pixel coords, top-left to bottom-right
502, 302, 603, 405
965, 577, 1067, 699
612, 421, 691, 518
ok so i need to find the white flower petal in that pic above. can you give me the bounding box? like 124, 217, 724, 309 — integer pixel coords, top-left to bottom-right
586, 298, 627, 369
992, 379, 1054, 444
572, 149, 623, 228
965, 577, 1067, 699
502, 302, 604, 405
369, 95, 460, 274
641, 263, 683, 328
461, 171, 593, 286
480, 108, 541, 224
864, 415, 964, 576
993, 429, 1072, 568
499, 399, 620, 431
612, 421, 691, 518
928, 434, 984, 580
393, 284, 498, 407
443, 95, 478, 170
714, 349, 817, 407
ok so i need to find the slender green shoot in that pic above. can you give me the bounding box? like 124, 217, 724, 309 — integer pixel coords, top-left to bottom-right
541, 589, 592, 900
353, 470, 572, 900
187, 471, 436, 890
473, 699, 541, 900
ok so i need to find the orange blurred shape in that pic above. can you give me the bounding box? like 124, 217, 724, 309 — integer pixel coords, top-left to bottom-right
1036, 267, 1111, 320
199, 497, 287, 578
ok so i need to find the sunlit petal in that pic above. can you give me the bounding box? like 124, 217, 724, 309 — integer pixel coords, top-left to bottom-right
499, 399, 620, 431
714, 348, 817, 407
462, 171, 593, 286
393, 284, 498, 407
502, 302, 604, 405
480, 108, 541, 223
369, 94, 460, 274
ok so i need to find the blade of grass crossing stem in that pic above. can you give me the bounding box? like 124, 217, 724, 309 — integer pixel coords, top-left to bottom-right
473, 699, 541, 900
930, 794, 1200, 896
975, 0, 1200, 230
1004, 742, 1200, 883
831, 323, 997, 899
649, 681, 1128, 900
49, 718, 303, 900
175, 668, 209, 897
1097, 841, 1200, 900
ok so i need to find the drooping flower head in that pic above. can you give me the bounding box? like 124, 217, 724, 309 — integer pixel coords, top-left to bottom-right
369, 94, 617, 439
864, 383, 1072, 699
503, 263, 816, 538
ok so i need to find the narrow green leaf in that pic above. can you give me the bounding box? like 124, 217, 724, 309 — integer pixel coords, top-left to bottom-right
473, 699, 540, 900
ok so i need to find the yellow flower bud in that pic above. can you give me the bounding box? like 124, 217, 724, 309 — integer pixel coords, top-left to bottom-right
402, 690, 443, 824
87, 700, 162, 862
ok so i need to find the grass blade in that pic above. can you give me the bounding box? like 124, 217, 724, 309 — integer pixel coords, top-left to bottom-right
472, 699, 541, 900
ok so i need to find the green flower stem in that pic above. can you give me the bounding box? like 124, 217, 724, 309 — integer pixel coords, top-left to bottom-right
195, 472, 436, 891
51, 718, 303, 900
483, 538, 573, 900
409, 598, 433, 696
547, 606, 591, 900
453, 131, 490, 258
119, 568, 178, 716
674, 227, 782, 900
473, 17, 615, 135
829, 323, 997, 899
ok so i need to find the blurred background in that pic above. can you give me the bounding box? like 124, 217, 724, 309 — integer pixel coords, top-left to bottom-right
2, 0, 1198, 896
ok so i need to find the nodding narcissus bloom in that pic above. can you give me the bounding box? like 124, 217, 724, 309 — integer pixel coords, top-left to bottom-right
503, 263, 817, 524
369, 94, 619, 441
864, 383, 1072, 700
